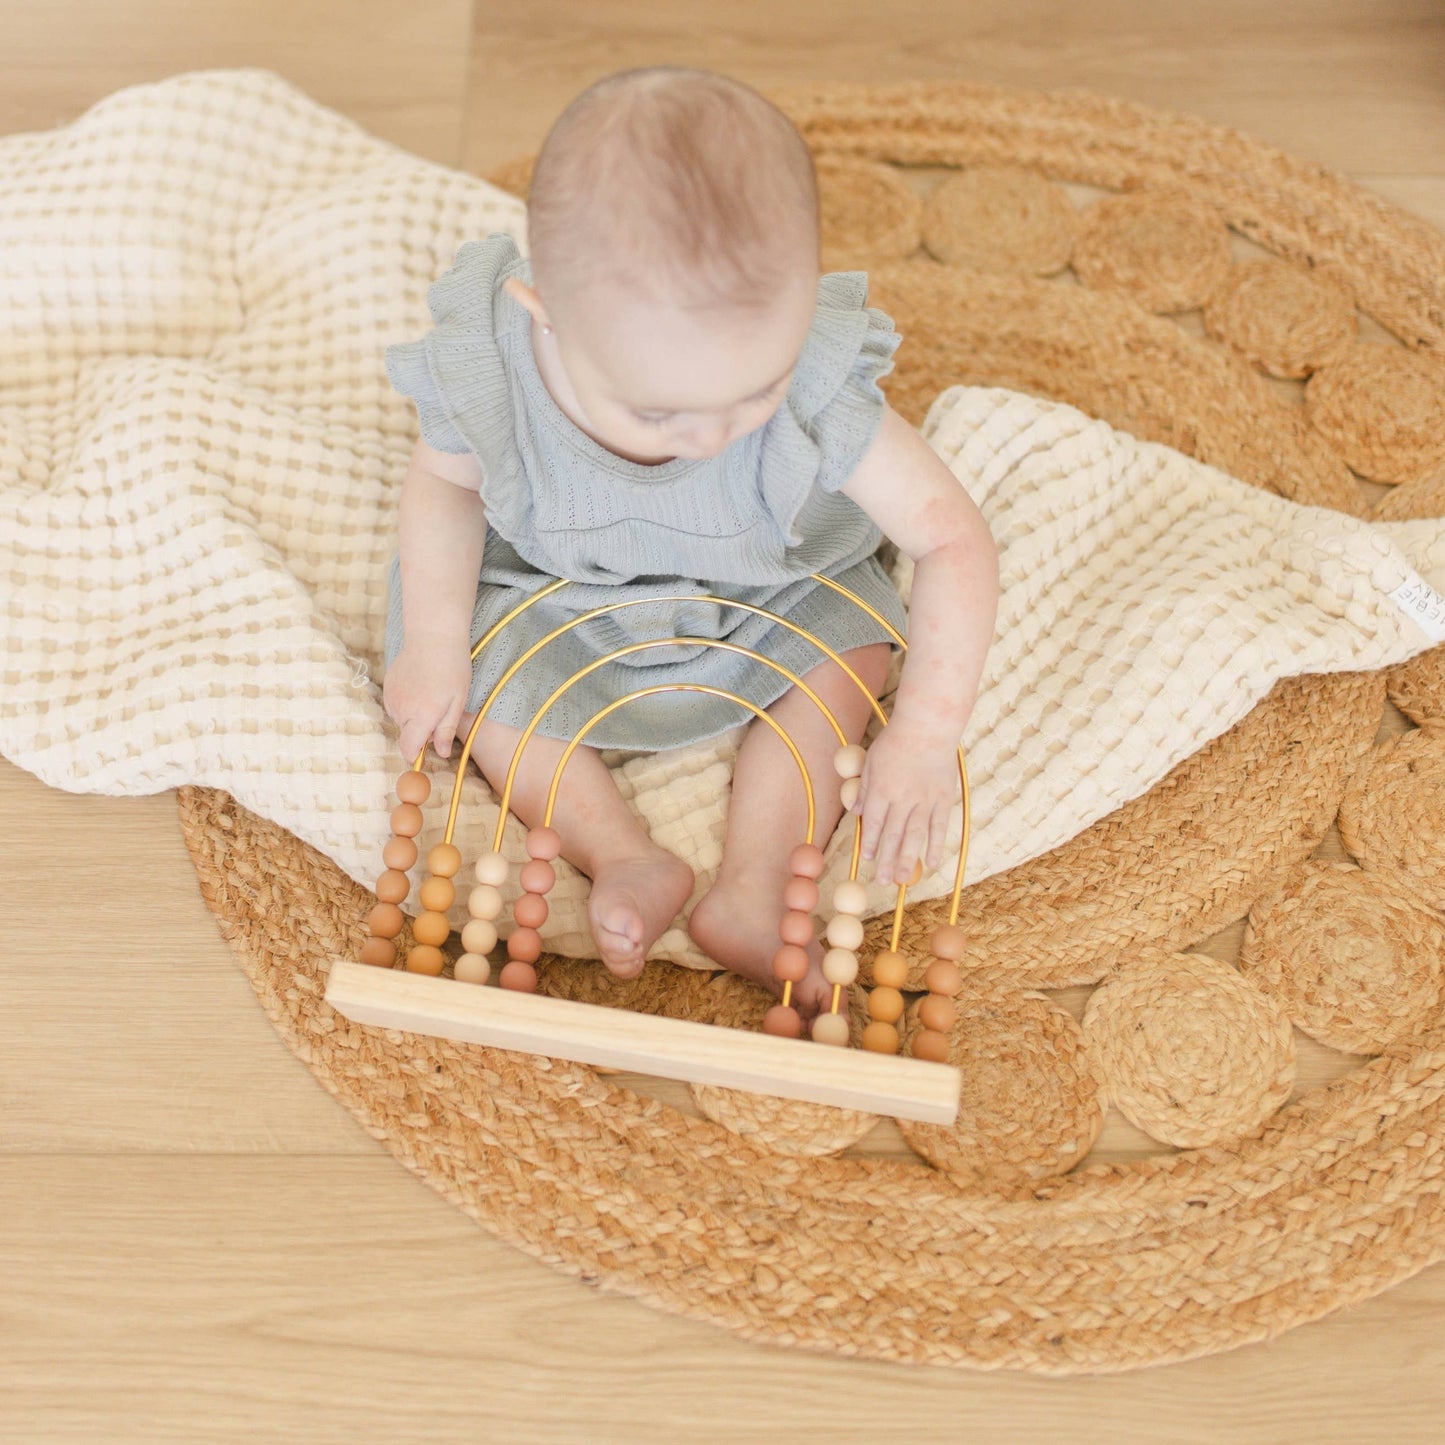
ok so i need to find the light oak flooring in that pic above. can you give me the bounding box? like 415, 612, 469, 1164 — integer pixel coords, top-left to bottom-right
4, 3, 1445, 1440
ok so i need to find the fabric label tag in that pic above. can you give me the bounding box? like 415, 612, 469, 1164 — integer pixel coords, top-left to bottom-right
1388, 570, 1445, 645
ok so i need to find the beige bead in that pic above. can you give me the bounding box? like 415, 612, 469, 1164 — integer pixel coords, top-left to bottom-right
825, 913, 865, 951
868, 985, 905, 1023
405, 944, 445, 976
427, 843, 462, 878
453, 952, 491, 985
872, 949, 909, 989
831, 880, 868, 916
468, 884, 504, 920
419, 876, 455, 912
473, 851, 510, 886
822, 947, 859, 986
395, 770, 431, 805
861, 1020, 899, 1054
382, 835, 417, 871
811, 1011, 851, 1047
412, 910, 451, 947
833, 743, 866, 779
461, 918, 498, 956
839, 776, 862, 811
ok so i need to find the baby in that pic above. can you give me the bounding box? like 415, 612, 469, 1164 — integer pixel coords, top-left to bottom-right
382, 66, 999, 1017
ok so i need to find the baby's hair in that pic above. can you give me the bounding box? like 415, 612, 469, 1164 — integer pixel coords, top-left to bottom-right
526, 67, 820, 316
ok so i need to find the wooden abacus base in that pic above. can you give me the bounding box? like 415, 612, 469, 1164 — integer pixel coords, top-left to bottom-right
325, 957, 962, 1124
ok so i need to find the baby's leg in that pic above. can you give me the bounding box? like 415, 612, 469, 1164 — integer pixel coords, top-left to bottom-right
688, 643, 891, 1016
461, 712, 694, 979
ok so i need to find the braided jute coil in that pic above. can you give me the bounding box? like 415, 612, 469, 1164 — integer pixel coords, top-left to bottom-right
181, 81, 1445, 1373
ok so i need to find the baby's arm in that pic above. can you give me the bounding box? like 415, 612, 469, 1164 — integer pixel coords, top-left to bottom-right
384, 438, 489, 761
836, 404, 1001, 884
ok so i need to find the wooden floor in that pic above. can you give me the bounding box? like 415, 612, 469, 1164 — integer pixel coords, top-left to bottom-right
5, 3, 1445, 1440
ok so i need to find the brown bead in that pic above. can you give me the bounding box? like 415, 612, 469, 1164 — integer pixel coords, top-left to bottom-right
518, 858, 556, 895
506, 926, 542, 963
382, 835, 417, 871
427, 843, 462, 878
367, 902, 405, 939
358, 936, 396, 968
419, 876, 455, 912
771, 944, 810, 984
525, 825, 563, 861
788, 843, 825, 879
868, 986, 905, 1023
375, 868, 410, 904
513, 892, 548, 929
861, 1020, 899, 1054
404, 944, 445, 976
499, 960, 538, 992
395, 770, 431, 805
923, 958, 963, 996
783, 875, 820, 913
930, 924, 968, 960
778, 909, 815, 947
913, 1028, 952, 1063
412, 910, 451, 947
871, 949, 909, 989
390, 802, 423, 838
762, 1004, 803, 1038
919, 994, 958, 1032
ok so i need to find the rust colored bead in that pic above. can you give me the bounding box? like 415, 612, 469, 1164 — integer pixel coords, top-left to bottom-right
930, 924, 968, 960
419, 876, 454, 912
924, 958, 963, 996
499, 959, 539, 992
367, 901, 405, 939
513, 892, 548, 929
358, 936, 395, 968
390, 802, 423, 838
395, 770, 431, 805
783, 875, 820, 913
412, 910, 451, 947
375, 868, 410, 904
427, 843, 462, 878
788, 843, 825, 879
762, 1004, 803, 1038
525, 825, 563, 861
913, 1028, 952, 1064
506, 926, 542, 963
861, 1020, 899, 1054
871, 949, 909, 989
771, 944, 810, 984
382, 835, 417, 871
405, 944, 445, 976
778, 909, 815, 947
919, 994, 958, 1033
868, 986, 905, 1024
518, 858, 556, 896
811, 1011, 851, 1047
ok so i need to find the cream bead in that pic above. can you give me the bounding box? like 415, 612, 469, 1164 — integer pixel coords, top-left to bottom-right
822, 947, 859, 986
839, 776, 862, 811
461, 918, 498, 955
467, 883, 504, 920
833, 743, 866, 779
473, 851, 510, 886
811, 1011, 851, 1047
831, 880, 868, 916
453, 952, 492, 985
825, 913, 865, 951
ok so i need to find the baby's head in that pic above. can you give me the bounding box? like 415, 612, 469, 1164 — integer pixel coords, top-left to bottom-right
504, 67, 821, 461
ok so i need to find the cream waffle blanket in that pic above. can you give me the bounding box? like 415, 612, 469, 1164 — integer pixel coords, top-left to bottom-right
3, 70, 1444, 970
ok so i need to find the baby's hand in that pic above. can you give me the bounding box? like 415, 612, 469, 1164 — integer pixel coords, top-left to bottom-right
851, 720, 959, 887
382, 639, 474, 764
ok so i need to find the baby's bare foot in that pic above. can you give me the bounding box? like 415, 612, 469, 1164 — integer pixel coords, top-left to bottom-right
689, 874, 834, 1020
587, 848, 695, 980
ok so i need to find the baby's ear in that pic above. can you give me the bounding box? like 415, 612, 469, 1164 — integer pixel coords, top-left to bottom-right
502, 274, 548, 323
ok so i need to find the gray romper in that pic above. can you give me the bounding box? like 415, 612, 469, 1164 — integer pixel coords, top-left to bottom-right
383, 232, 909, 751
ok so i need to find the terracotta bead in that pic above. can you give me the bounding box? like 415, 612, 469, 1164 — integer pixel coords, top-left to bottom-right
839, 776, 862, 811
833, 742, 866, 779
871, 949, 909, 989
513, 892, 548, 929
771, 944, 810, 984
831, 880, 868, 916
762, 1004, 803, 1038
824, 913, 864, 951
382, 835, 417, 871
461, 918, 498, 956
924, 959, 963, 996
389, 802, 423, 838
359, 935, 395, 968
506, 926, 542, 963
525, 825, 563, 861
518, 858, 556, 896
405, 944, 445, 976
788, 843, 825, 879
861, 1020, 899, 1054
474, 850, 509, 886
419, 876, 454, 912
913, 1028, 952, 1064
453, 952, 491, 985
412, 910, 451, 947
919, 994, 958, 1033
375, 868, 410, 904
811, 1011, 851, 1047
930, 924, 968, 960
367, 901, 405, 939
468, 884, 504, 920
499, 960, 538, 992
783, 875, 820, 913
868, 985, 905, 1023
395, 770, 431, 805
427, 843, 462, 878
822, 947, 859, 987
778, 910, 815, 947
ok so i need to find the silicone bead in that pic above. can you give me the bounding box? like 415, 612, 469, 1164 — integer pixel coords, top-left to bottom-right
506, 927, 542, 963
821, 947, 859, 986
824, 914, 864, 951
518, 858, 556, 896
783, 875, 820, 913
419, 876, 454, 912
778, 910, 815, 947
461, 918, 498, 956
913, 1029, 951, 1063
833, 743, 866, 779
861, 1020, 899, 1054
924, 958, 963, 996
872, 949, 909, 989
771, 945, 810, 984
468, 884, 504, 920
931, 924, 968, 960
499, 960, 538, 992
367, 901, 405, 939
762, 1004, 803, 1038
919, 994, 958, 1033
389, 802, 423, 838
382, 835, 417, 871
831, 880, 868, 916
412, 910, 451, 947
395, 770, 431, 805
427, 843, 462, 878
811, 1012, 851, 1047
453, 952, 491, 985
474, 851, 510, 886
868, 986, 905, 1024
525, 825, 563, 861
513, 892, 548, 929
839, 776, 862, 811
405, 944, 445, 976
375, 869, 410, 904
788, 843, 825, 879
359, 936, 396, 968
904, 859, 925, 886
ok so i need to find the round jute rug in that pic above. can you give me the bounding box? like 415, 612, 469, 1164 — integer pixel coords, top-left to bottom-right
178, 82, 1445, 1374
